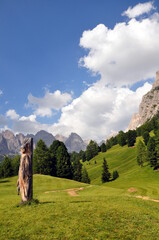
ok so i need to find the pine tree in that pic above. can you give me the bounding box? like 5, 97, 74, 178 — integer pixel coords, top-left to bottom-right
0, 157, 13, 178
155, 130, 159, 167
113, 170, 119, 180
72, 158, 82, 182
127, 130, 137, 147
147, 137, 157, 167
81, 167, 90, 184
100, 143, 106, 152
142, 131, 149, 145
11, 155, 20, 176
33, 139, 52, 175
56, 144, 73, 179
101, 158, 111, 183
136, 140, 146, 167
117, 131, 127, 146
79, 150, 86, 162
86, 140, 98, 161
49, 140, 62, 176
49, 140, 62, 158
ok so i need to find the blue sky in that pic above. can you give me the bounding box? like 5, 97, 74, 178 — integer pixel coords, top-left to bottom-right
1, 1, 159, 141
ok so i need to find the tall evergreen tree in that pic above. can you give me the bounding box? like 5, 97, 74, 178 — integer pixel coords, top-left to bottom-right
142, 131, 150, 146
117, 131, 127, 146
100, 143, 106, 152
11, 155, 20, 176
33, 139, 52, 175
56, 143, 73, 179
86, 140, 98, 161
49, 140, 62, 176
81, 167, 90, 184
136, 140, 146, 167
49, 140, 62, 158
72, 158, 82, 182
147, 137, 157, 167
127, 130, 137, 147
0, 157, 13, 178
155, 130, 159, 166
79, 150, 86, 162
101, 158, 111, 183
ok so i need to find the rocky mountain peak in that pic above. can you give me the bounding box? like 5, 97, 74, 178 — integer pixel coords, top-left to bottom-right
2, 130, 15, 140
65, 132, 86, 153
152, 70, 159, 89
128, 70, 159, 130
0, 130, 87, 156
34, 130, 55, 147
55, 134, 67, 143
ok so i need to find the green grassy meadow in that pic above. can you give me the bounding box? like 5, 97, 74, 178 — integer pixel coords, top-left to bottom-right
1, 142, 159, 239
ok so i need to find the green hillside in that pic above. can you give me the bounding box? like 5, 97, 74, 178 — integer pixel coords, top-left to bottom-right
1, 141, 159, 239
84, 141, 159, 199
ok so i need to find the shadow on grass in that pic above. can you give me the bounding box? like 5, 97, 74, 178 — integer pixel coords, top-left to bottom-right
0, 180, 10, 184
16, 199, 56, 207
70, 201, 92, 203
39, 201, 56, 205
16, 198, 40, 207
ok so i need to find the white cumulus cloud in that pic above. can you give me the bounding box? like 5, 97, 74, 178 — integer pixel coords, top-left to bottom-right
49, 82, 152, 141
122, 1, 155, 19
19, 115, 36, 122
0, 89, 3, 96
79, 11, 159, 87
2, 2, 158, 141
27, 90, 72, 117
12, 118, 49, 135
6, 109, 20, 120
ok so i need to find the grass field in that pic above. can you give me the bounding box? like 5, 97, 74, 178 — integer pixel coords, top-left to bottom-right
84, 143, 159, 198
1, 142, 159, 239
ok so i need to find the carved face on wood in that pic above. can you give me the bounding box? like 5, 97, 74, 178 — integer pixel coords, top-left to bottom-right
20, 146, 26, 154
20, 139, 32, 155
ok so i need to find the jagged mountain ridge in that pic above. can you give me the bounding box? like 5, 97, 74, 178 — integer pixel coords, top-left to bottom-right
0, 130, 87, 155
65, 133, 87, 153
128, 71, 159, 130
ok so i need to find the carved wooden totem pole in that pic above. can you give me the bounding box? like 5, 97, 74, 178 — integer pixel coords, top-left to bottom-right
17, 138, 33, 202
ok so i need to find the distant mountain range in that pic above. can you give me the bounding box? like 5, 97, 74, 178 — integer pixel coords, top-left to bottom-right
0, 130, 87, 156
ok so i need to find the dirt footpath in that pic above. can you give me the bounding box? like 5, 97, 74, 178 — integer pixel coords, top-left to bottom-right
45, 187, 84, 196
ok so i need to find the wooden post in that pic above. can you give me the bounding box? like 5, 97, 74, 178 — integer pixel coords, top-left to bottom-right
17, 138, 33, 202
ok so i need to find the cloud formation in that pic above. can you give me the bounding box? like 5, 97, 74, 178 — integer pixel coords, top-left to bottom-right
79, 12, 159, 87
27, 90, 72, 117
4, 83, 151, 140
12, 118, 48, 135
19, 115, 36, 122
50, 82, 152, 141
2, 2, 159, 141
122, 1, 155, 19
6, 109, 20, 120
0, 89, 3, 96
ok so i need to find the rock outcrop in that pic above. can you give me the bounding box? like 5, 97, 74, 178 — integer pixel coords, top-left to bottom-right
55, 134, 67, 143
34, 130, 55, 147
65, 132, 87, 153
128, 71, 159, 130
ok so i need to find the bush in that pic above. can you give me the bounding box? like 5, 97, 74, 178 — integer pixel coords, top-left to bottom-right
113, 170, 119, 180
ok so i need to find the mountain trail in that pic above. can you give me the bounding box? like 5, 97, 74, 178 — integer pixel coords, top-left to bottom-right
135, 195, 159, 203
45, 187, 84, 196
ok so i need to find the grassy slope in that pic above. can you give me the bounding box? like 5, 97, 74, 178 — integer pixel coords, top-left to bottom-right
84, 142, 159, 199
1, 141, 159, 239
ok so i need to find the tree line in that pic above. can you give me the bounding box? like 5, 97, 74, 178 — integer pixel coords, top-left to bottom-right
136, 130, 159, 169
1, 113, 159, 181
0, 139, 90, 184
